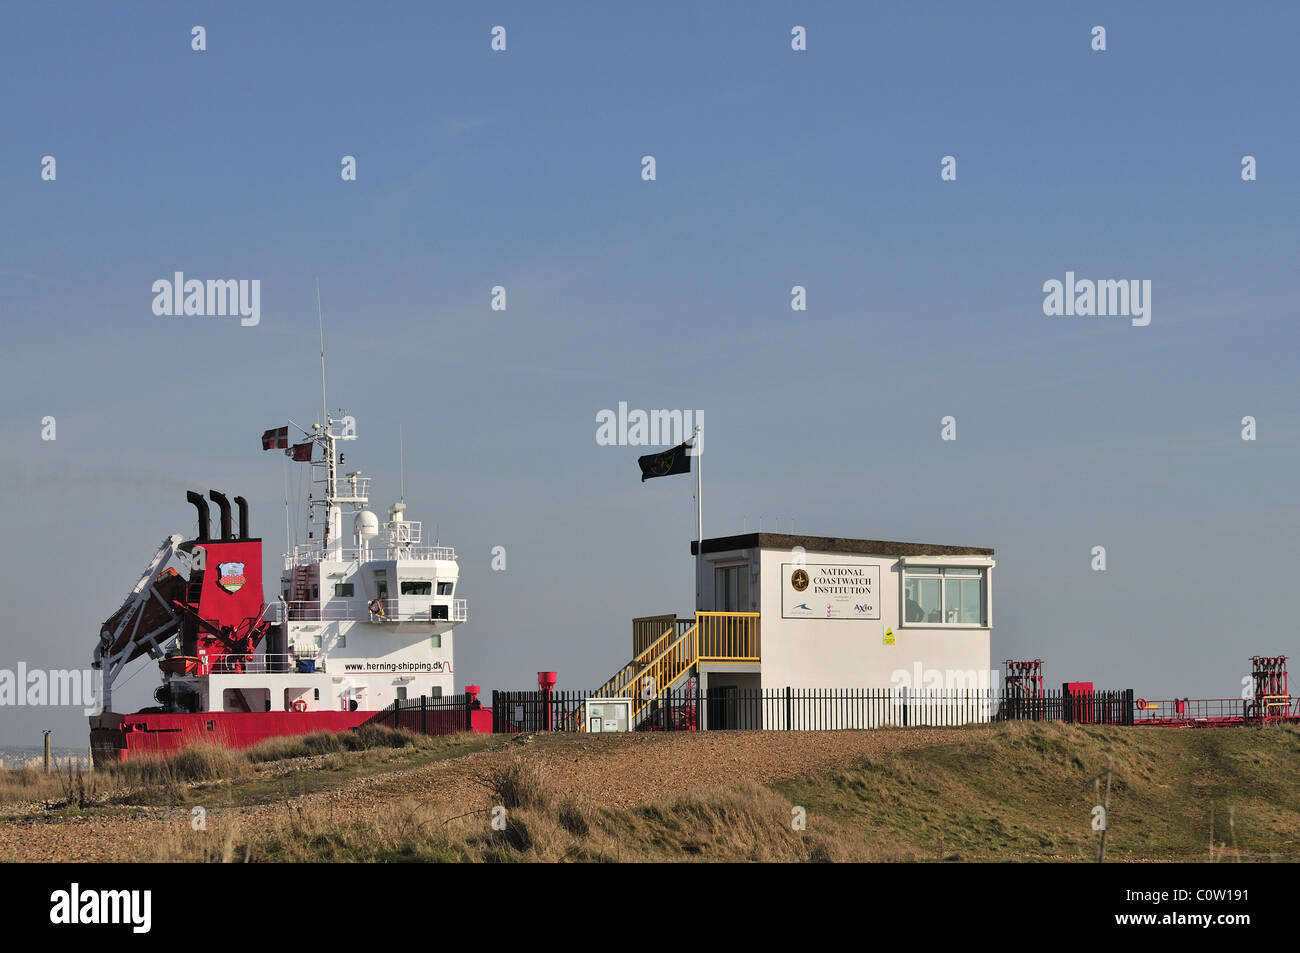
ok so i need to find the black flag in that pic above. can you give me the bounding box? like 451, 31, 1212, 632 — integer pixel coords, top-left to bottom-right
638, 440, 692, 482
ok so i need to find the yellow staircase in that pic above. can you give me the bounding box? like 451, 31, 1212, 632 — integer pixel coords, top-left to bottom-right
570, 612, 760, 730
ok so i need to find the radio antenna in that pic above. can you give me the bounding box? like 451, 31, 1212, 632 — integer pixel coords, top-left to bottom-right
399, 424, 405, 503
316, 277, 327, 428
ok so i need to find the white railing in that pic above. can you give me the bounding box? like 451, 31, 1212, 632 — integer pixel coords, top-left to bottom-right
264, 598, 468, 624
337, 474, 371, 502
283, 544, 457, 568
179, 653, 322, 675
385, 519, 421, 543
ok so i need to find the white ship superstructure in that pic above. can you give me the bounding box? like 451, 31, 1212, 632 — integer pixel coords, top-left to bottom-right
264, 412, 467, 712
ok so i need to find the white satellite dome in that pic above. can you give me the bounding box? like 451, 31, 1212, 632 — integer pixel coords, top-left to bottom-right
354, 510, 380, 539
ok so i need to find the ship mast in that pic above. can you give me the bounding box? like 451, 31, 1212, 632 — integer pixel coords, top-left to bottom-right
295, 281, 367, 561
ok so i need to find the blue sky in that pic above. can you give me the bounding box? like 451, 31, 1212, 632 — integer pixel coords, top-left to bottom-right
1, 1, 1298, 743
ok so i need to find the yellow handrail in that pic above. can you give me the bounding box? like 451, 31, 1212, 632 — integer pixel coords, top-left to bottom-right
570, 612, 760, 731
695, 611, 760, 661
594, 623, 678, 697
626, 624, 697, 724
569, 621, 682, 730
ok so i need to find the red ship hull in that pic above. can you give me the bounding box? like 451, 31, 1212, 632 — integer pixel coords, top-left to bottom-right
89, 709, 492, 765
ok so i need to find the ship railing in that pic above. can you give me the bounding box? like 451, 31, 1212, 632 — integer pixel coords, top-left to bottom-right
197, 653, 322, 675
264, 599, 467, 623
385, 519, 421, 544
282, 544, 457, 568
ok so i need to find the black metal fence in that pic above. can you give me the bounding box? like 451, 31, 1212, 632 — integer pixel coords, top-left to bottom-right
492, 690, 589, 734
491, 686, 1134, 733
367, 693, 477, 734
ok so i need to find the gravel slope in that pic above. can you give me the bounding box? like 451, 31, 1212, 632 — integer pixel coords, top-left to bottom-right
0, 728, 979, 861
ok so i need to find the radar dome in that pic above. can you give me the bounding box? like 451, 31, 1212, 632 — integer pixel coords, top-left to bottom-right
354, 510, 380, 539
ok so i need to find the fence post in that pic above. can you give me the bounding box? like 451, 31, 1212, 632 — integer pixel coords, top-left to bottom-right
785, 686, 792, 731
464, 692, 472, 732
421, 695, 427, 735
902, 686, 909, 727
1124, 688, 1134, 727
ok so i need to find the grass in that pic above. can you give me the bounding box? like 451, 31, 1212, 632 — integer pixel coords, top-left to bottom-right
150, 722, 1300, 863
12, 722, 1300, 862
0, 726, 498, 812
772, 721, 1300, 861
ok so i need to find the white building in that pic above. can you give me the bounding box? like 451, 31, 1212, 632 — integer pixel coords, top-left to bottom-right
605, 532, 994, 730
694, 532, 993, 693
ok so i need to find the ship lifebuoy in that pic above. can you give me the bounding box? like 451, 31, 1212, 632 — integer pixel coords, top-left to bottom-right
291, 699, 308, 713
1136, 697, 1148, 710
368, 599, 385, 617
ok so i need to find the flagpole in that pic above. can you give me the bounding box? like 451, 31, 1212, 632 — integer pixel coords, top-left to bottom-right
694, 425, 702, 613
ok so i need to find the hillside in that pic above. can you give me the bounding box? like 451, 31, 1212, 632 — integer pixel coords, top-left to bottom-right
1, 722, 1297, 862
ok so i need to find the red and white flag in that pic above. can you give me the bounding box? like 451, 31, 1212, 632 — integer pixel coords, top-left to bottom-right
261, 426, 289, 450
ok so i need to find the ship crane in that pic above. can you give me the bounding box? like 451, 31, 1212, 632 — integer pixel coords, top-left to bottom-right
92, 490, 272, 716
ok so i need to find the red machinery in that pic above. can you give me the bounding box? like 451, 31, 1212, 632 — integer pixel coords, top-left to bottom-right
93, 490, 274, 715
1002, 659, 1045, 720
1134, 656, 1300, 727
1248, 656, 1293, 722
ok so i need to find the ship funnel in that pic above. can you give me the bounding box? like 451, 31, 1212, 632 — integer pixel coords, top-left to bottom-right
209, 490, 233, 540
234, 495, 250, 539
186, 491, 211, 542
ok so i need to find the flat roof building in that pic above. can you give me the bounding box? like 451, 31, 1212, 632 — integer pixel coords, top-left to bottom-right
691, 532, 994, 699
615, 533, 995, 729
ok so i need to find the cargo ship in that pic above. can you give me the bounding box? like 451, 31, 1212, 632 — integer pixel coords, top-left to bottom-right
89, 409, 487, 764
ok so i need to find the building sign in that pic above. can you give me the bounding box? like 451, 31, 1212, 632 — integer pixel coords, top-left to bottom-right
883, 627, 895, 645
781, 563, 880, 620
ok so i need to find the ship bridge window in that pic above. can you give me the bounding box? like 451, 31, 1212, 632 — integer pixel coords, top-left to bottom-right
401, 580, 432, 596
437, 581, 454, 596
334, 583, 354, 597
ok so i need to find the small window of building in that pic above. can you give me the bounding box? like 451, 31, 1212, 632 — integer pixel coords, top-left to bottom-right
334, 583, 354, 597
431, 634, 442, 649
431, 604, 449, 620
395, 686, 407, 701
314, 689, 320, 700
714, 564, 749, 611
401, 580, 432, 596
337, 634, 346, 649
437, 581, 454, 596
431, 686, 443, 699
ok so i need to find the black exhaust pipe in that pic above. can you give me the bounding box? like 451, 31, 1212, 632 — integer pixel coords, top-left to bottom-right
186, 491, 210, 542
234, 495, 250, 539
208, 490, 233, 540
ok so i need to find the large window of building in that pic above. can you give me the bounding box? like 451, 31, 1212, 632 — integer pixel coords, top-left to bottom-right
904, 566, 986, 625
401, 580, 432, 595
437, 581, 454, 596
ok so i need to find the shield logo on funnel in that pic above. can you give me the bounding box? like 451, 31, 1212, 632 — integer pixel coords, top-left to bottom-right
217, 562, 246, 594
